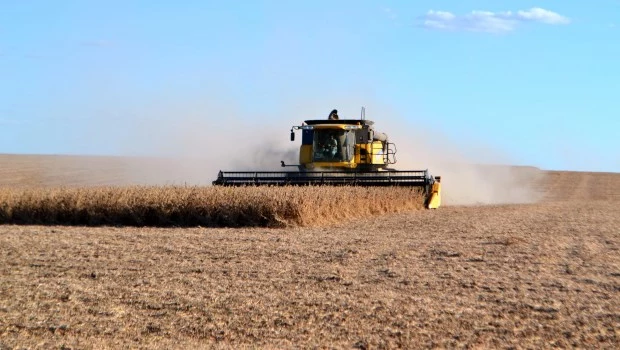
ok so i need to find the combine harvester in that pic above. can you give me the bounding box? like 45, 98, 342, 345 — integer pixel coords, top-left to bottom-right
213, 108, 442, 209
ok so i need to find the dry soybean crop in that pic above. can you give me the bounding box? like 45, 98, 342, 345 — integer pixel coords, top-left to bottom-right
0, 185, 426, 228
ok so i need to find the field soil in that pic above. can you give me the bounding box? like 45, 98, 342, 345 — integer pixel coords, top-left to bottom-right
0, 155, 619, 349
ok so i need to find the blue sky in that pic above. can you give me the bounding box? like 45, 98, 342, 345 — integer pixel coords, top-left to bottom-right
1, 0, 618, 172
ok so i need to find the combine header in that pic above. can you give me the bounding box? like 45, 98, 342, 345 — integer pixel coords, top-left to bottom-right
212, 108, 441, 209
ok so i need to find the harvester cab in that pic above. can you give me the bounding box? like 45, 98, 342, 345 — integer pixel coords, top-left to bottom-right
289, 118, 395, 172
213, 108, 442, 209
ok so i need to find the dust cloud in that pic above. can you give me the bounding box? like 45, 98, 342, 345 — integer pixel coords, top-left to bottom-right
91, 102, 300, 186
368, 109, 545, 206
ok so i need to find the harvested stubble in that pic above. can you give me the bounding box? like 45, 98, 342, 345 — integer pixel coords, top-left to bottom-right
0, 185, 425, 227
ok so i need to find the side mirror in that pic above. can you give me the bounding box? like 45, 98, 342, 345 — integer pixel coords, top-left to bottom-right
290, 130, 295, 141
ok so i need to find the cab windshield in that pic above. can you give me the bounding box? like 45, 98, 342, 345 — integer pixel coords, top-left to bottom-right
312, 129, 354, 162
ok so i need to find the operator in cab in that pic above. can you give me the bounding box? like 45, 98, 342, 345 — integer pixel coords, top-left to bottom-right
327, 134, 338, 158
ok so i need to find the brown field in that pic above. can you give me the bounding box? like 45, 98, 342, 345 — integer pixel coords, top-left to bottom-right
0, 154, 619, 349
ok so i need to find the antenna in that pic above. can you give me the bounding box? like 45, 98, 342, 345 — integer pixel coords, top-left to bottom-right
361, 106, 366, 120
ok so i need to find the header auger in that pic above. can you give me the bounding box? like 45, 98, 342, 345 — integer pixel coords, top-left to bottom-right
212, 108, 441, 209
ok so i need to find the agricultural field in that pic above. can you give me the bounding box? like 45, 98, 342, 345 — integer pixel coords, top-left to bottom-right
0, 154, 619, 349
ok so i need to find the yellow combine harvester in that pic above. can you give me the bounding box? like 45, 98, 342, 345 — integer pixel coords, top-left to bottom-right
213, 108, 441, 209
